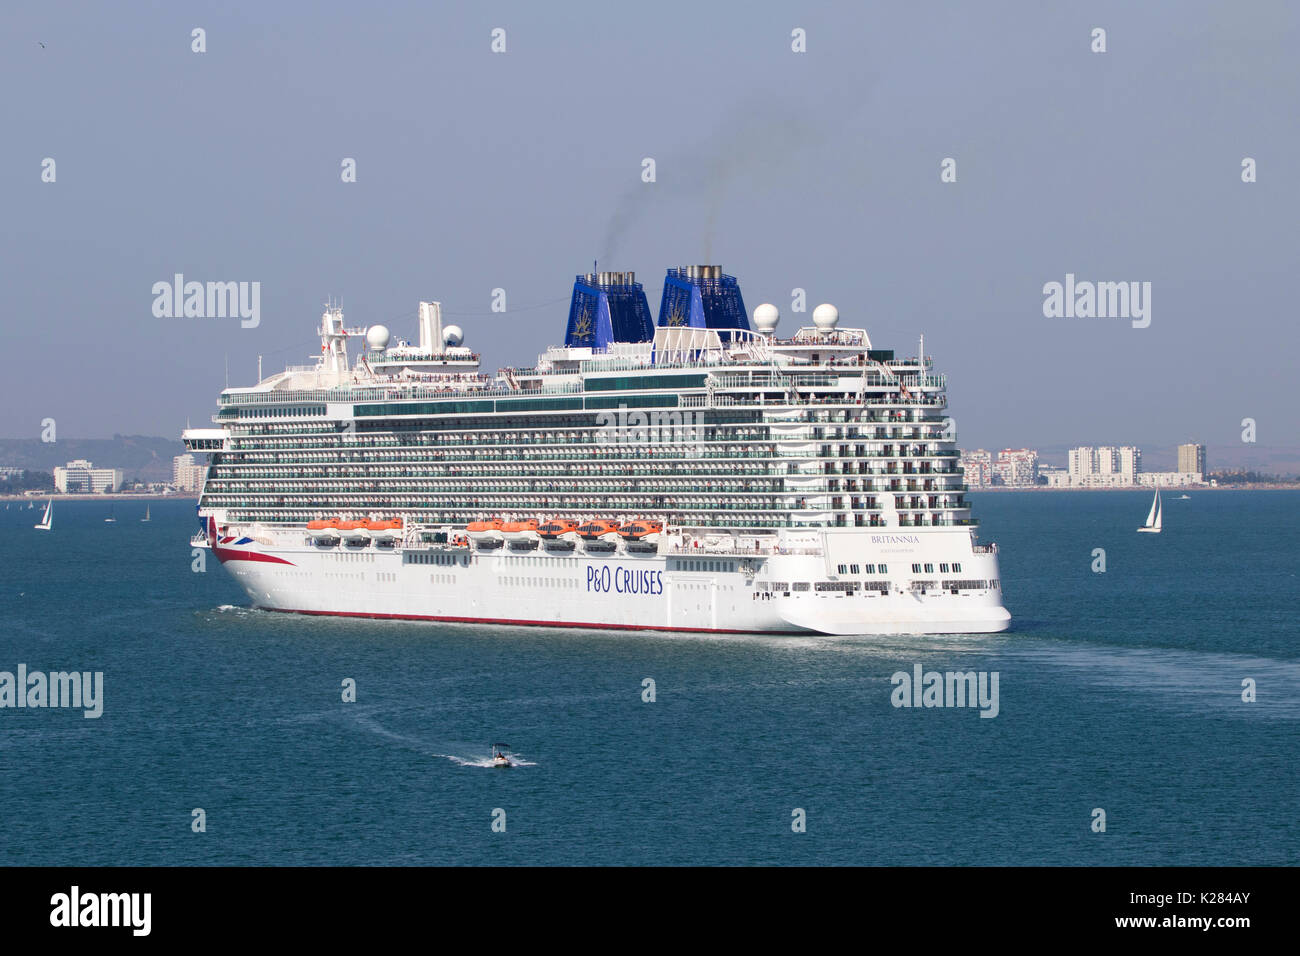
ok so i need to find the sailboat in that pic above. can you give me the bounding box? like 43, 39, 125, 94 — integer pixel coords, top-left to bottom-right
34, 498, 53, 531
141, 504, 151, 522
1137, 488, 1162, 533
105, 504, 116, 523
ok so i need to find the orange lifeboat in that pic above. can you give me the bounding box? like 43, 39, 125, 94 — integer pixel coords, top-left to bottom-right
466, 517, 504, 533
618, 520, 663, 539
578, 519, 621, 539
307, 518, 339, 530
364, 518, 403, 531
338, 520, 366, 531
538, 518, 578, 538
502, 518, 539, 534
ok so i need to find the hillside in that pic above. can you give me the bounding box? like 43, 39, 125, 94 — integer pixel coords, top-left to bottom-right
0, 436, 188, 484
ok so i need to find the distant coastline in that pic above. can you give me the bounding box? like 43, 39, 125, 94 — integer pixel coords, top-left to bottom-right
1, 492, 199, 501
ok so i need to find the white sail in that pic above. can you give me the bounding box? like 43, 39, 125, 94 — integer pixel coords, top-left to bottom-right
35, 498, 53, 531
1144, 491, 1159, 527
1138, 489, 1162, 533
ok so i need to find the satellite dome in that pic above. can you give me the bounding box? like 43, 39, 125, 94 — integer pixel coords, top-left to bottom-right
752, 303, 780, 335
443, 325, 464, 347
812, 303, 839, 331
365, 325, 391, 350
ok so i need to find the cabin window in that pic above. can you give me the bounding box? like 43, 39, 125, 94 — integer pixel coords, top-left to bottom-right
912, 563, 922, 573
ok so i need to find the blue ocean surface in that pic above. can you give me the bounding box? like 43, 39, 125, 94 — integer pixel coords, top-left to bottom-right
1, 491, 1295, 865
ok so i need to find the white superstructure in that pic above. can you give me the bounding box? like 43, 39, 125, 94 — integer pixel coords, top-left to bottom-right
183, 266, 1009, 635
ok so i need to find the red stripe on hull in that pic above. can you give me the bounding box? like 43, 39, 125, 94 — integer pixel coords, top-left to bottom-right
214, 549, 295, 566
256, 606, 805, 635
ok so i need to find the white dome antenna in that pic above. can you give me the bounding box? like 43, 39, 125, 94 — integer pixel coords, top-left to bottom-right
365, 325, 391, 351
752, 303, 780, 337
812, 303, 839, 334
443, 325, 464, 347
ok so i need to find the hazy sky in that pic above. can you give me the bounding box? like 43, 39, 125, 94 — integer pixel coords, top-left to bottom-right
4, 1, 1297, 466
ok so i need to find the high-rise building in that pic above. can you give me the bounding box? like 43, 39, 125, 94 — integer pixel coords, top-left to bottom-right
53, 459, 122, 493
1118, 446, 1142, 482
1068, 446, 1095, 478
959, 449, 993, 487
994, 448, 1039, 487
1066, 446, 1141, 486
172, 454, 208, 493
1178, 442, 1206, 477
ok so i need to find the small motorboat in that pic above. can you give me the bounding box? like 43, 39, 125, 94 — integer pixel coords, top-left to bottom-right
490, 743, 513, 769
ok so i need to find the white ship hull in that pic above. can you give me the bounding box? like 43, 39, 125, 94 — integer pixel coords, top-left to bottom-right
204, 526, 1010, 636
184, 269, 1015, 637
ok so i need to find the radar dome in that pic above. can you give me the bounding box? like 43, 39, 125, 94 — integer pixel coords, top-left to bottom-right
752, 303, 780, 335
812, 303, 839, 332
365, 325, 391, 351
443, 325, 464, 347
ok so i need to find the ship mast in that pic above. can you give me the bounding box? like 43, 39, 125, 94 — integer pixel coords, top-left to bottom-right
319, 301, 351, 381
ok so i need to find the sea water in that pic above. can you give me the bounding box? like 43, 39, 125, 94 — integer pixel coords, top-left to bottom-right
1, 492, 1295, 865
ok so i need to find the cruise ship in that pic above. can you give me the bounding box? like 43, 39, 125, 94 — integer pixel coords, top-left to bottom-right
182, 265, 1010, 635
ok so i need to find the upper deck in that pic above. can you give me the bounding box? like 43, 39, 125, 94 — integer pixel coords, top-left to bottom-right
186, 265, 973, 533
